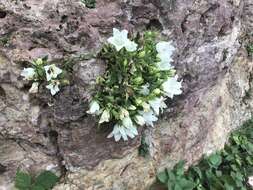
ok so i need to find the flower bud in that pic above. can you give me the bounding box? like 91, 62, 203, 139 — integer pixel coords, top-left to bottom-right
153, 88, 161, 95
138, 51, 145, 58
142, 102, 150, 112
133, 76, 143, 85
128, 105, 136, 110
135, 98, 143, 105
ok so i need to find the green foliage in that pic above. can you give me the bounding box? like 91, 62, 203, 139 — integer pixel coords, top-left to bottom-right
92, 31, 173, 124
15, 170, 59, 190
139, 135, 149, 157
246, 44, 253, 56
157, 119, 253, 190
0, 36, 9, 46
81, 0, 96, 8
88, 29, 182, 141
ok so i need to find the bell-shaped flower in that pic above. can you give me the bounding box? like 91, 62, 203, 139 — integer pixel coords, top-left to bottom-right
162, 75, 182, 98
156, 41, 175, 57
21, 68, 35, 80
140, 83, 150, 95
149, 97, 167, 115
119, 107, 129, 120
29, 82, 39, 94
44, 64, 62, 81
107, 28, 129, 51
122, 117, 133, 128
156, 41, 175, 71
157, 53, 174, 71
46, 80, 60, 96
87, 101, 100, 115
107, 122, 138, 142
108, 28, 138, 52
99, 109, 110, 124
134, 115, 145, 126
125, 40, 138, 52
156, 60, 173, 71
139, 110, 158, 127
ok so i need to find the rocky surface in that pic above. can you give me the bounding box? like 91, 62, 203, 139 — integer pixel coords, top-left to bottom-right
0, 0, 253, 189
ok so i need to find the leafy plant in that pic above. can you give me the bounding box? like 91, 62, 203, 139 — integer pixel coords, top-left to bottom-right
139, 135, 149, 157
15, 170, 59, 190
80, 0, 96, 8
87, 28, 182, 142
157, 119, 253, 190
246, 44, 253, 56
20, 57, 69, 96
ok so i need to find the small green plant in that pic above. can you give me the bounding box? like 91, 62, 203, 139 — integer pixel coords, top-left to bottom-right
87, 28, 182, 142
20, 57, 69, 96
15, 170, 59, 190
139, 135, 150, 157
157, 119, 253, 190
81, 0, 96, 8
246, 44, 253, 56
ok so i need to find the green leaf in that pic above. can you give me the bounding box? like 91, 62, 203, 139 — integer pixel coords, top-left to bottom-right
157, 170, 168, 184
31, 185, 45, 190
178, 178, 195, 190
208, 154, 222, 167
34, 171, 58, 189
15, 170, 32, 190
175, 161, 185, 176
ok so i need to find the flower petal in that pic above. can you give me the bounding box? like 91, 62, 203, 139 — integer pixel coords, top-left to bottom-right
29, 82, 39, 94
162, 75, 182, 98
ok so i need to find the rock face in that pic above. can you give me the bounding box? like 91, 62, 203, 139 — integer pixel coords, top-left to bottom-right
0, 0, 253, 189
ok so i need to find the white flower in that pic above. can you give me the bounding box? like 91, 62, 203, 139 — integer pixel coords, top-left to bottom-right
139, 110, 158, 127
156, 41, 175, 71
107, 123, 138, 141
107, 28, 137, 52
21, 68, 35, 80
108, 28, 129, 51
46, 80, 60, 96
99, 109, 110, 124
149, 97, 167, 115
156, 41, 175, 57
140, 83, 150, 95
119, 107, 129, 120
134, 115, 145, 126
122, 117, 133, 128
157, 53, 174, 71
162, 75, 182, 98
248, 176, 253, 187
87, 101, 100, 114
29, 82, 39, 94
125, 40, 138, 52
44, 64, 62, 81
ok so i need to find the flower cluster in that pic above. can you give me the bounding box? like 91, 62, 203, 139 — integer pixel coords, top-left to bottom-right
87, 28, 182, 142
21, 58, 66, 96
